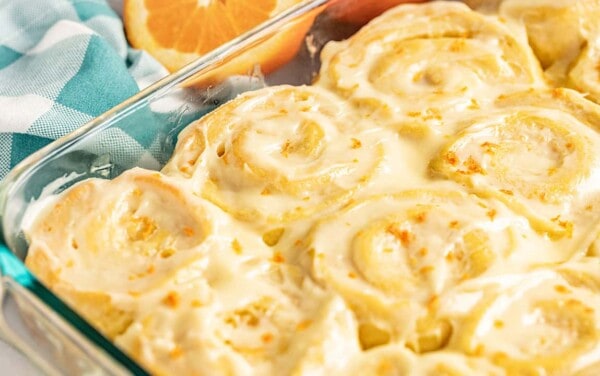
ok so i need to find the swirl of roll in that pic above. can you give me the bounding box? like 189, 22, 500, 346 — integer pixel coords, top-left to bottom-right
24, 168, 260, 338
309, 189, 531, 348
569, 32, 600, 105
162, 85, 384, 225
499, 0, 600, 86
315, 1, 544, 136
587, 231, 600, 258
453, 261, 600, 375
430, 88, 600, 239
116, 265, 361, 376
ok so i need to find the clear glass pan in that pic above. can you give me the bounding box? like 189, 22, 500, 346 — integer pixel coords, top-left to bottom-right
0, 0, 372, 373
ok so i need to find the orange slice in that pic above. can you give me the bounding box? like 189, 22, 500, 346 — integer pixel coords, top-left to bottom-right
329, 0, 428, 25
124, 0, 320, 85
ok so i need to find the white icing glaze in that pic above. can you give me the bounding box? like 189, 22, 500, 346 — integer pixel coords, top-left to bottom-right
22, 1, 600, 374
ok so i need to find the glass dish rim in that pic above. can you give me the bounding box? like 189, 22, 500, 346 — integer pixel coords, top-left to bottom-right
0, 0, 329, 234
0, 0, 329, 374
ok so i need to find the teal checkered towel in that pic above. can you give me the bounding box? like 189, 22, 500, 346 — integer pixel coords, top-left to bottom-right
0, 0, 168, 178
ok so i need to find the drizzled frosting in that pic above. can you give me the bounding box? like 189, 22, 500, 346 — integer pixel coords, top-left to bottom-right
24, 1, 600, 375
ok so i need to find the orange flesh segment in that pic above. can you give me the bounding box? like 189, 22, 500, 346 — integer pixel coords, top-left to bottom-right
145, 0, 277, 54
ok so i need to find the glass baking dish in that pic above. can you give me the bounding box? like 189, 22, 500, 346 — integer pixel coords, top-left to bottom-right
0, 0, 381, 374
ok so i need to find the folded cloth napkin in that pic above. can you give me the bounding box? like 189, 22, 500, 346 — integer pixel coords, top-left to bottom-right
0, 0, 167, 179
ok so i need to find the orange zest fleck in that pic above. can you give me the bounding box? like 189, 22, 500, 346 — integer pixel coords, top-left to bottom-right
232, 239, 243, 254
445, 151, 459, 166
163, 291, 180, 308
554, 285, 570, 294
386, 225, 413, 247
261, 333, 274, 343
272, 251, 285, 263
169, 346, 184, 359
463, 156, 485, 174
296, 320, 312, 331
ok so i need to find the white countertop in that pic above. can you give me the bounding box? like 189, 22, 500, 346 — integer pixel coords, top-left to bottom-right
0, 342, 40, 375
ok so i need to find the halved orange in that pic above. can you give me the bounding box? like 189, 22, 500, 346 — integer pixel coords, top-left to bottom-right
329, 0, 428, 25
124, 0, 320, 85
